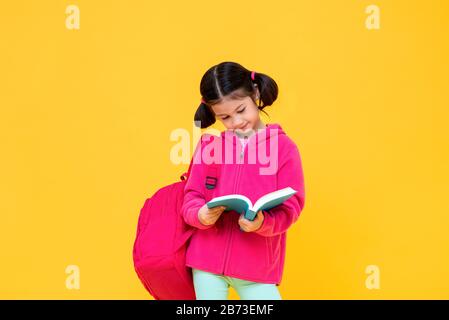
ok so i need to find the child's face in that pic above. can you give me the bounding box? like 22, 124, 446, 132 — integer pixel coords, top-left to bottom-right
210, 89, 263, 135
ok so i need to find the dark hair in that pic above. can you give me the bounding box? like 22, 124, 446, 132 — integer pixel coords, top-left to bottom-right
194, 61, 278, 128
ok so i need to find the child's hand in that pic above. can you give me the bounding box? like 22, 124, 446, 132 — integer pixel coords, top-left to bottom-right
198, 204, 226, 226
238, 210, 264, 232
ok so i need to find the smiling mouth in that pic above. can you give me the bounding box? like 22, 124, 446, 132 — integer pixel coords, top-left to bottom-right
238, 123, 249, 130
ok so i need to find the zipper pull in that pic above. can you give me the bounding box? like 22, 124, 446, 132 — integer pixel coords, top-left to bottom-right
240, 136, 248, 159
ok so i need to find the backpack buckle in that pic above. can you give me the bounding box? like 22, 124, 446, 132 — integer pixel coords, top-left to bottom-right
205, 176, 217, 190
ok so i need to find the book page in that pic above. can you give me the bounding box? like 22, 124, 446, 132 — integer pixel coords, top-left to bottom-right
252, 187, 297, 212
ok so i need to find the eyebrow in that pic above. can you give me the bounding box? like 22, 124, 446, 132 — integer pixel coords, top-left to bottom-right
215, 104, 244, 117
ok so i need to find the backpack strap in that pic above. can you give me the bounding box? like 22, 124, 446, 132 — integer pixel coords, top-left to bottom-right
204, 161, 220, 202
180, 134, 221, 202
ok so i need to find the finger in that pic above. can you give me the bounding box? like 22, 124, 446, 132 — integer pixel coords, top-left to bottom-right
239, 219, 249, 228
210, 211, 222, 217
241, 214, 250, 223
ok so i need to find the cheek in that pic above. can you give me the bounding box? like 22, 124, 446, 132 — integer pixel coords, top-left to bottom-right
247, 109, 259, 121
221, 118, 232, 127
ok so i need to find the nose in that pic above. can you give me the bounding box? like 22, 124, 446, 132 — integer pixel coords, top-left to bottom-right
233, 117, 245, 129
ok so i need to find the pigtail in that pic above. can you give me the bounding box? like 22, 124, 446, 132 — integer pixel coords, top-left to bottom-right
194, 102, 216, 128
251, 72, 278, 110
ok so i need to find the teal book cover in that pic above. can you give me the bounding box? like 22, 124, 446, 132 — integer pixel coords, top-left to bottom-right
206, 187, 297, 221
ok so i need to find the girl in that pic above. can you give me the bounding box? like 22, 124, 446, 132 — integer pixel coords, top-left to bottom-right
181, 61, 306, 300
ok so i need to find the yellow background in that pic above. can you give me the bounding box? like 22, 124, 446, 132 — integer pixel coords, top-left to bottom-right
1, 0, 448, 299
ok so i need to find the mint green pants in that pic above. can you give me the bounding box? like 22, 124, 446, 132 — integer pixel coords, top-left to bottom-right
192, 268, 282, 300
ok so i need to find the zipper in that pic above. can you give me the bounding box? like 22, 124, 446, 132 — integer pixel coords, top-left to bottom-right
221, 163, 241, 274
221, 135, 251, 274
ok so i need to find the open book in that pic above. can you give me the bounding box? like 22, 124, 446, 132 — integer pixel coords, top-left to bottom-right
206, 187, 297, 221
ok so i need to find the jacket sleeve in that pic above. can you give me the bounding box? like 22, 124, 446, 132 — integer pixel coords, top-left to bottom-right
181, 137, 215, 230
254, 140, 306, 237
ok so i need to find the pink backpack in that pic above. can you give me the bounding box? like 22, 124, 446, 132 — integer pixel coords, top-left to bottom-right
132, 134, 220, 300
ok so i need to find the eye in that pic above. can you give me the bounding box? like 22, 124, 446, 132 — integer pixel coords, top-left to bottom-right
237, 107, 246, 113
222, 116, 229, 120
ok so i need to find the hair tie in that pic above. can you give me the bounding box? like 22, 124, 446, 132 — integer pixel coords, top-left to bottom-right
201, 98, 206, 104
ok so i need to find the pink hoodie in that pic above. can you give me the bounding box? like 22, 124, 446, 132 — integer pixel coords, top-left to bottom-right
181, 123, 305, 285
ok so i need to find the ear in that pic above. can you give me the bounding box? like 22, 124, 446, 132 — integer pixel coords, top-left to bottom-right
252, 84, 260, 100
